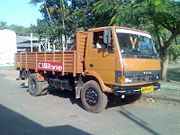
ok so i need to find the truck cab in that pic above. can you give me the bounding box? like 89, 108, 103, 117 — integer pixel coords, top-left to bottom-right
85, 26, 161, 97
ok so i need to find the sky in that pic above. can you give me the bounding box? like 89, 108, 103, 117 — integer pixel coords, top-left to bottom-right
0, 0, 179, 27
0, 0, 42, 27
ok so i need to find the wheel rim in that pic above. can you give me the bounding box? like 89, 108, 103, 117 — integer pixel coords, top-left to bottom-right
30, 79, 36, 92
85, 87, 98, 106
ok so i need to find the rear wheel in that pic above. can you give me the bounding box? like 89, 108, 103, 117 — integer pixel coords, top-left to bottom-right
81, 80, 107, 113
28, 74, 47, 96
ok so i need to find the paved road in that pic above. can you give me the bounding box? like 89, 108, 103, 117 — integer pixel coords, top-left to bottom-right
0, 70, 180, 135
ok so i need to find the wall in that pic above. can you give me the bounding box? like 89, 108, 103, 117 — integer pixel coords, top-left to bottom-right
0, 30, 17, 66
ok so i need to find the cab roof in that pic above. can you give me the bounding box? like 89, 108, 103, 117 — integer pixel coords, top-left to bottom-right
88, 26, 149, 34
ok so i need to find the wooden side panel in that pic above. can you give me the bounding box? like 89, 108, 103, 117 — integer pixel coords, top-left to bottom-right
37, 52, 46, 63
46, 52, 53, 62
21, 53, 26, 69
27, 53, 36, 69
55, 52, 63, 62
15, 51, 77, 75
15, 54, 20, 63
76, 31, 88, 73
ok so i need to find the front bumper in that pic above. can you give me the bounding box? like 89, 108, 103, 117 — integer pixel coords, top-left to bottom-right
113, 82, 160, 96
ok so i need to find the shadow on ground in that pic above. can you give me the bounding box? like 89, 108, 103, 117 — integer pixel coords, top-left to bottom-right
25, 86, 127, 110
48, 88, 83, 108
119, 107, 160, 135
46, 88, 127, 110
0, 105, 92, 135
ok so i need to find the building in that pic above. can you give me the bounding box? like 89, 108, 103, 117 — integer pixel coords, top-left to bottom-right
16, 35, 74, 53
0, 29, 17, 66
16, 36, 39, 52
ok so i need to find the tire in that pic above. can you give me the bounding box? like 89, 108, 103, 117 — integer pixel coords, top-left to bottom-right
28, 74, 45, 96
121, 93, 142, 104
81, 80, 107, 113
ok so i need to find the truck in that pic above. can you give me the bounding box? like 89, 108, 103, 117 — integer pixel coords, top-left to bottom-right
15, 26, 161, 113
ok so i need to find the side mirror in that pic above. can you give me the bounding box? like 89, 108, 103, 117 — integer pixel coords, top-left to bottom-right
103, 30, 114, 53
103, 30, 111, 44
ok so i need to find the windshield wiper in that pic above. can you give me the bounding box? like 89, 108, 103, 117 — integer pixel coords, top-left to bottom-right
132, 50, 144, 54
151, 52, 158, 56
123, 49, 156, 57
132, 50, 158, 57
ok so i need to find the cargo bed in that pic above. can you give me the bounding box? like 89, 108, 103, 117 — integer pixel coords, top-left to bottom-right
15, 31, 88, 76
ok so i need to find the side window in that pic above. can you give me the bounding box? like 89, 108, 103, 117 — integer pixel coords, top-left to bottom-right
93, 31, 106, 49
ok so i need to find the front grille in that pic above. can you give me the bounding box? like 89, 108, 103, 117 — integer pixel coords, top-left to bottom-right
115, 70, 161, 84
133, 74, 158, 83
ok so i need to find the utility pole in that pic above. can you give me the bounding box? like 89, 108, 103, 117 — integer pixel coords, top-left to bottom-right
30, 33, 33, 52
38, 43, 41, 52
61, 0, 66, 51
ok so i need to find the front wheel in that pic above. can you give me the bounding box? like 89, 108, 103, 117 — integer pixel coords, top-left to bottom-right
81, 80, 107, 113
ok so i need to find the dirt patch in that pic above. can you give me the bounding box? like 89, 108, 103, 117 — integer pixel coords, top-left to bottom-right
0, 70, 19, 81
140, 90, 180, 106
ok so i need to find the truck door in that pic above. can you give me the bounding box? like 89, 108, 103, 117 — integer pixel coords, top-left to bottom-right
85, 30, 116, 85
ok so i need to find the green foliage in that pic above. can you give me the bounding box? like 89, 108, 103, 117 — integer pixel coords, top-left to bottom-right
36, 19, 64, 41
29, 0, 101, 44
0, 22, 9, 29
30, 0, 179, 54
94, 0, 140, 27
9, 24, 30, 36
169, 44, 180, 61
0, 21, 37, 36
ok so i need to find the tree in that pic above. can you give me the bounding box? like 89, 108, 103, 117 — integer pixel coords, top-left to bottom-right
30, 0, 64, 47
138, 0, 180, 81
169, 44, 180, 62
0, 21, 36, 36
9, 24, 31, 36
30, 0, 100, 50
94, 0, 180, 82
0, 21, 9, 30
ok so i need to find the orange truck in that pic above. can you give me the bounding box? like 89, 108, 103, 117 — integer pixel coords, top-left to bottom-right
15, 26, 161, 113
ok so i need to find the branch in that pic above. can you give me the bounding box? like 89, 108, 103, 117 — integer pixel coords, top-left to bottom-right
177, 24, 180, 33
161, 22, 173, 32
164, 31, 177, 50
164, 22, 180, 49
74, 1, 89, 25
153, 20, 164, 49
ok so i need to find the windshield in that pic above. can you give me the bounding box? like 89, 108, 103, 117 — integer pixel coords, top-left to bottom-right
116, 29, 157, 56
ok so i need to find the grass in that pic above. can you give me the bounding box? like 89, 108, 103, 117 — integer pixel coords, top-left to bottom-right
0, 66, 16, 71
167, 62, 180, 82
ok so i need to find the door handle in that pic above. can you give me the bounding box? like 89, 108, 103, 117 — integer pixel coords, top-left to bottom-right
89, 64, 94, 67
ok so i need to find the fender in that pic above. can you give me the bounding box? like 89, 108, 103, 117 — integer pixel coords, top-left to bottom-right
85, 70, 113, 93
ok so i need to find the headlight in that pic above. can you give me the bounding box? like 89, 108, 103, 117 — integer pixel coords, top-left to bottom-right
125, 77, 133, 83
117, 76, 133, 83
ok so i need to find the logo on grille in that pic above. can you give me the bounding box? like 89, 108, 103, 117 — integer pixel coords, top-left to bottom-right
143, 71, 152, 75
